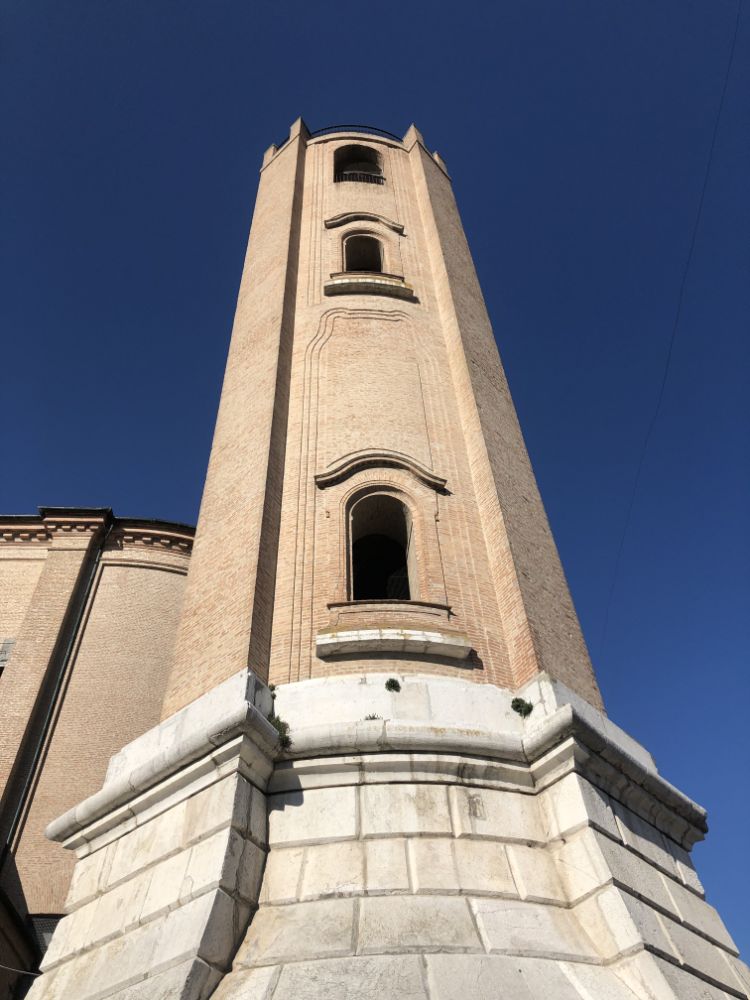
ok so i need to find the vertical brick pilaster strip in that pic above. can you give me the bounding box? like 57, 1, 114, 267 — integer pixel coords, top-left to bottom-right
0, 513, 107, 847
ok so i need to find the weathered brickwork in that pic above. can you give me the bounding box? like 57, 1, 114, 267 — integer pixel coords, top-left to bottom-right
162, 121, 602, 717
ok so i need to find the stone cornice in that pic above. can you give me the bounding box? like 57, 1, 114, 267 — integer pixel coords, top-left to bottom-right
0, 519, 49, 544
0, 512, 194, 552
46, 667, 707, 854
275, 705, 706, 849
108, 521, 194, 554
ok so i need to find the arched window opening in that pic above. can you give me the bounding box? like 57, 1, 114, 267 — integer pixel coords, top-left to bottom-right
334, 145, 385, 185
345, 235, 383, 274
350, 494, 414, 601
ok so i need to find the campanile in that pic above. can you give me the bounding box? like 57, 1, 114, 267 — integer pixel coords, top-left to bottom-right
29, 122, 747, 1000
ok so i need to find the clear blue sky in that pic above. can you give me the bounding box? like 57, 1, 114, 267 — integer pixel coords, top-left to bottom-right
2, 0, 748, 954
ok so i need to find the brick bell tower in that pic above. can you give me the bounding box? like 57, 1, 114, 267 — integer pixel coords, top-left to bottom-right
29, 122, 747, 999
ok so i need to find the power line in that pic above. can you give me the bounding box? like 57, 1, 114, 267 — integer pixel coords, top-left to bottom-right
597, 0, 743, 659
0, 962, 40, 977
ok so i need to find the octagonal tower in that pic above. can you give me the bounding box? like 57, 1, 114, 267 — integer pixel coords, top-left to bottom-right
28, 121, 747, 1000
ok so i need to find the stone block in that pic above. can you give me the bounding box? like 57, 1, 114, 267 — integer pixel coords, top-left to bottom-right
572, 884, 643, 960
471, 897, 598, 961
541, 773, 619, 840
505, 844, 565, 903
213, 965, 280, 1000
139, 849, 191, 923
662, 876, 736, 952
364, 839, 410, 894
194, 890, 251, 968
611, 801, 678, 878
235, 898, 355, 966
42, 895, 100, 965
271, 955, 429, 999
550, 828, 610, 903
557, 958, 663, 999
449, 786, 542, 843
453, 838, 516, 897
300, 840, 365, 899
27, 956, 81, 1000
104, 957, 222, 1000
359, 895, 480, 953
651, 956, 738, 1000
409, 838, 458, 892
70, 891, 232, 996
361, 783, 452, 838
64, 845, 110, 911
595, 834, 677, 916
182, 827, 243, 900
663, 916, 740, 993
663, 838, 705, 895
268, 786, 357, 846
107, 803, 186, 887
260, 846, 304, 903
425, 954, 589, 999
237, 839, 266, 903
90, 871, 151, 945
728, 954, 750, 995
247, 782, 268, 846
619, 892, 680, 962
38, 914, 73, 971
182, 774, 239, 847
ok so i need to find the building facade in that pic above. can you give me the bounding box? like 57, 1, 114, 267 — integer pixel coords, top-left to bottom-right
2, 121, 746, 999
0, 511, 193, 996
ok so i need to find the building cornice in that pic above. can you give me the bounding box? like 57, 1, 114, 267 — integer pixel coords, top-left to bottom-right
0, 510, 194, 551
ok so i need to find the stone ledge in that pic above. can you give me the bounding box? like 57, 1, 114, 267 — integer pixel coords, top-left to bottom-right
316, 628, 472, 660
269, 709, 705, 847
46, 670, 278, 846
323, 273, 417, 300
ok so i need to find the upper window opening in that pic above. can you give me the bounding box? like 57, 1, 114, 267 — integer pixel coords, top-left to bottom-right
350, 494, 413, 601
345, 235, 383, 273
334, 145, 385, 185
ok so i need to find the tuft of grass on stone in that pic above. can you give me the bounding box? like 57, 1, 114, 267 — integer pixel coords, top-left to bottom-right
266, 683, 292, 749
364, 713, 382, 721
511, 697, 533, 719
385, 678, 401, 693
269, 712, 292, 749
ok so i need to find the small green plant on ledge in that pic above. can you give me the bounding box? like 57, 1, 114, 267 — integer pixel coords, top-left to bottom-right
511, 697, 534, 719
268, 684, 292, 750
385, 678, 401, 693
364, 713, 382, 721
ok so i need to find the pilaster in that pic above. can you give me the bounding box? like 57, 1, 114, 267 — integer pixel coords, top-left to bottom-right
0, 509, 111, 840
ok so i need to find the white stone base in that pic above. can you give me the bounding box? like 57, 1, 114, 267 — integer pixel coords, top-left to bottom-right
27, 671, 277, 1000
29, 672, 748, 1000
